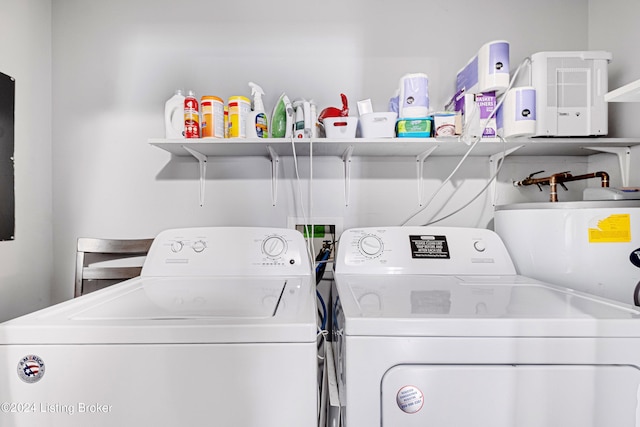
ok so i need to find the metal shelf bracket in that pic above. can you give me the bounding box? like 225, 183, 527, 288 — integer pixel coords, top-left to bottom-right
584, 146, 632, 187
267, 145, 280, 206
416, 147, 439, 206
489, 144, 523, 205
183, 146, 207, 207
342, 145, 354, 206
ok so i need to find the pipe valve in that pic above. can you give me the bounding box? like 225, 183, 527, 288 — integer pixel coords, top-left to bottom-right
513, 170, 609, 202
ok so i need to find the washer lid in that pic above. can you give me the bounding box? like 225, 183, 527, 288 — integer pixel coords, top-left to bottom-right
71, 277, 290, 320
334, 274, 640, 337
0, 277, 316, 344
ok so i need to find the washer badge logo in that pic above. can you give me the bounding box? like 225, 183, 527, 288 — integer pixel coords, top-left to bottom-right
396, 385, 424, 414
17, 355, 45, 384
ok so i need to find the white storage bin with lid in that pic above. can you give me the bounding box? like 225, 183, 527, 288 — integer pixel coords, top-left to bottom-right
323, 117, 358, 139
358, 112, 398, 138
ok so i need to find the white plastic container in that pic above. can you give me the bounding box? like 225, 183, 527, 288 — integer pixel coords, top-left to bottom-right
432, 112, 457, 136
358, 112, 397, 138
164, 89, 185, 139
456, 40, 510, 94
399, 73, 429, 118
496, 86, 536, 138
324, 117, 358, 139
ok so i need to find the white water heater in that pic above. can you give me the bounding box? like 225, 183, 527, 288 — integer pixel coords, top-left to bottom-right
494, 201, 640, 305
530, 51, 611, 137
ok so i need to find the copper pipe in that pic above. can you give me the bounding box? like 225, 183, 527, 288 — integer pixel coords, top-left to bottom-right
513, 171, 609, 202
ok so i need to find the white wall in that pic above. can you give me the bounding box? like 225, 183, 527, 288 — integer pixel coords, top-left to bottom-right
589, 0, 640, 138
48, 0, 596, 305
587, 0, 640, 187
0, 0, 53, 322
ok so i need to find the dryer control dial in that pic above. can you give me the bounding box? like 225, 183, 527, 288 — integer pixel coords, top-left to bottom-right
262, 235, 287, 258
170, 241, 184, 253
192, 240, 207, 253
358, 235, 384, 257
473, 239, 486, 252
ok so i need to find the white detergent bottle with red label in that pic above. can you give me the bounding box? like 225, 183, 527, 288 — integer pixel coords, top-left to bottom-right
164, 89, 185, 138
246, 82, 268, 138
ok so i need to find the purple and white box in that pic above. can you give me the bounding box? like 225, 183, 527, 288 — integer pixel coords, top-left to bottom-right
463, 91, 497, 138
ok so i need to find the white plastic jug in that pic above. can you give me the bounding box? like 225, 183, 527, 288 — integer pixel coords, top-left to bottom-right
164, 89, 185, 139
399, 73, 429, 118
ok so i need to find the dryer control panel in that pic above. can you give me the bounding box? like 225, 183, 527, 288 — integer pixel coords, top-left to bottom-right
337, 226, 516, 276
141, 227, 311, 277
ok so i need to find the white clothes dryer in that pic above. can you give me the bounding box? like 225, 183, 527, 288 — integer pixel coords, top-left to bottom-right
0, 227, 318, 427
331, 226, 640, 427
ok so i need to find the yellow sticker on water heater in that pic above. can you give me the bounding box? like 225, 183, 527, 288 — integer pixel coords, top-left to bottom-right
588, 214, 631, 243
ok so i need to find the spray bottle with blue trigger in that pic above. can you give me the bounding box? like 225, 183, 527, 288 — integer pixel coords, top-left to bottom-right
247, 82, 268, 138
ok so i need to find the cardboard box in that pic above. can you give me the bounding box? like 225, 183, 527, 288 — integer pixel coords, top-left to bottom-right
463, 91, 497, 138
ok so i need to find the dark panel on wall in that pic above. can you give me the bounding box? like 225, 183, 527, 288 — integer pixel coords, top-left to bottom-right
0, 72, 15, 241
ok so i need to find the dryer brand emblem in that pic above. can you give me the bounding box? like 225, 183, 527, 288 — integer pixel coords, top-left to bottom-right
17, 355, 45, 384
631, 249, 640, 269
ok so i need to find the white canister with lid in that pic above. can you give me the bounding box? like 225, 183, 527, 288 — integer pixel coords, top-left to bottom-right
399, 73, 429, 118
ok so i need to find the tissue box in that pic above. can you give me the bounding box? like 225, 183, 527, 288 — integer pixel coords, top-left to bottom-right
358, 112, 398, 138
396, 117, 432, 137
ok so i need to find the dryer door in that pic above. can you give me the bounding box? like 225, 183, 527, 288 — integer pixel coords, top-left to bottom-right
382, 364, 640, 427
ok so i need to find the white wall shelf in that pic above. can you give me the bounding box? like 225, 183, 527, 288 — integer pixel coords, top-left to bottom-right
149, 137, 640, 206
605, 79, 640, 102
149, 137, 640, 158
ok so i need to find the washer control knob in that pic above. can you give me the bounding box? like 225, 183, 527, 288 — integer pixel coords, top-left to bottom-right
263, 236, 287, 258
192, 240, 206, 253
359, 235, 384, 257
170, 241, 184, 253
473, 240, 486, 252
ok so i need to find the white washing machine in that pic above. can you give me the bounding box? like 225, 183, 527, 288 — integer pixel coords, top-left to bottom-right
0, 227, 318, 427
331, 226, 640, 427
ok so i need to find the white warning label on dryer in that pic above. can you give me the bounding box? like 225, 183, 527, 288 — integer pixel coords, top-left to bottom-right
396, 385, 424, 413
410, 235, 450, 259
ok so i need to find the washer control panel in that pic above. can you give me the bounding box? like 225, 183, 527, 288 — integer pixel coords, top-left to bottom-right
338, 226, 516, 275
142, 227, 310, 277
170, 239, 207, 254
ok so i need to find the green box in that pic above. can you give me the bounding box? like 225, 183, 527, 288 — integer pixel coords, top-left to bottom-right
396, 118, 433, 137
